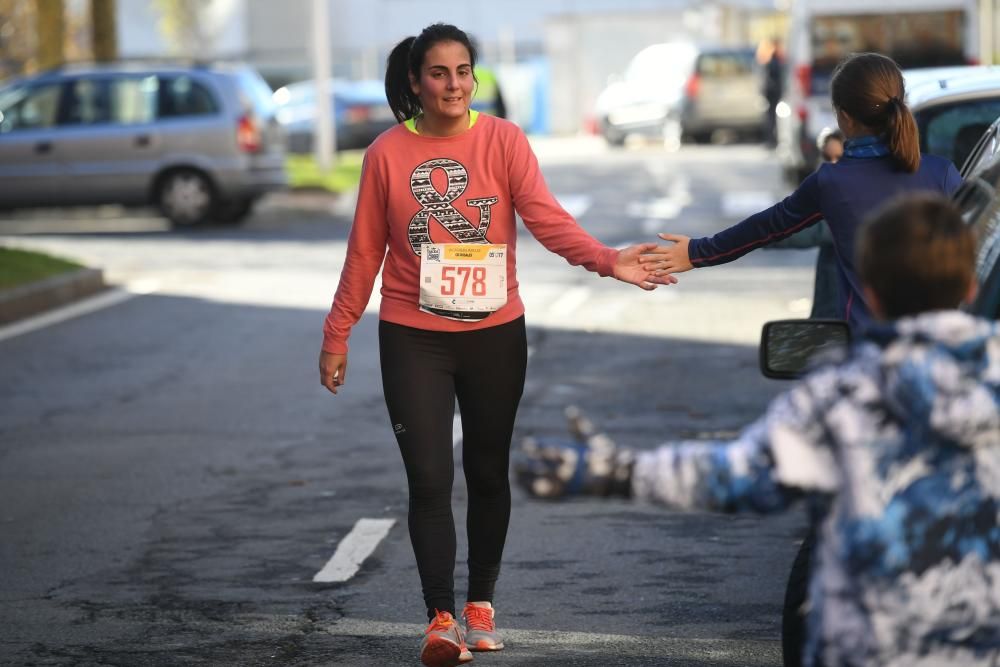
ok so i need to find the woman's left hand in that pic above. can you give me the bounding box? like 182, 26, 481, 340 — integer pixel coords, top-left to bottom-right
613, 243, 679, 290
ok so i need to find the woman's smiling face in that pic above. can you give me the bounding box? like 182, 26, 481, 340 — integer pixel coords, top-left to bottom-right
410, 40, 475, 123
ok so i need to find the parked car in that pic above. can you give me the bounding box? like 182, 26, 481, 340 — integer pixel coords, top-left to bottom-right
776, 0, 977, 184
273, 78, 396, 153
0, 61, 286, 227
674, 46, 769, 144
595, 42, 767, 147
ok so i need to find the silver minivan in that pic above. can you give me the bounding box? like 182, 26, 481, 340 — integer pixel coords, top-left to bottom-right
0, 62, 287, 227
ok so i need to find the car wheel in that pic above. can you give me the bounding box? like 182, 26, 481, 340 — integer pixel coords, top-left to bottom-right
782, 531, 814, 667
157, 169, 216, 228
603, 127, 626, 147
214, 198, 255, 225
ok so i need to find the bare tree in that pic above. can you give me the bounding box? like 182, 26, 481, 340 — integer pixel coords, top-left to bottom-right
90, 0, 117, 62
0, 0, 37, 78
36, 0, 65, 70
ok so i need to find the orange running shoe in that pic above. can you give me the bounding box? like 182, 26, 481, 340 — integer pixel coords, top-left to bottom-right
420, 610, 473, 667
462, 603, 505, 652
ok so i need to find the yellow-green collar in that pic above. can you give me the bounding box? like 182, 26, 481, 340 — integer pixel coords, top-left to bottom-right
405, 110, 479, 135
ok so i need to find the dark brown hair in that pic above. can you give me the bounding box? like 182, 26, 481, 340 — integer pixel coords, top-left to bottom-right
857, 193, 974, 318
831, 53, 920, 173
384, 24, 478, 123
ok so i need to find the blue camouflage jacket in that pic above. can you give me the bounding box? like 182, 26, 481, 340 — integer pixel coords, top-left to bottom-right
632, 311, 1000, 667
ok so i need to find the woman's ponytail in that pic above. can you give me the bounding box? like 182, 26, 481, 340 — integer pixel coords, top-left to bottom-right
831, 52, 921, 173
385, 36, 420, 123
884, 97, 921, 173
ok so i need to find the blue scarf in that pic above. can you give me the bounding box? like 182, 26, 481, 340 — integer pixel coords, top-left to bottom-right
844, 135, 891, 159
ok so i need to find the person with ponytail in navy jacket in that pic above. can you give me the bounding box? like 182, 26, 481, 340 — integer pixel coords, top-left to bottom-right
645, 53, 962, 330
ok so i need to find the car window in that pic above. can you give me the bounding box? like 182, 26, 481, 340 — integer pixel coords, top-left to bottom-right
960, 121, 1000, 178
955, 156, 1000, 318
110, 75, 158, 124
696, 52, 755, 78
0, 83, 61, 132
919, 97, 1000, 170
157, 75, 219, 118
236, 68, 276, 115
62, 78, 114, 125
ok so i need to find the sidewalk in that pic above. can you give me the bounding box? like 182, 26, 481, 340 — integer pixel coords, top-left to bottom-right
0, 189, 355, 326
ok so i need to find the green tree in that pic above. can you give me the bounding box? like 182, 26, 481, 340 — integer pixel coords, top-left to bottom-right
154, 0, 208, 57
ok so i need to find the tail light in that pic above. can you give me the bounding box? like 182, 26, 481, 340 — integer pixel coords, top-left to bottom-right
345, 106, 371, 123
684, 73, 701, 99
237, 114, 261, 153
795, 65, 811, 97
797, 105, 808, 122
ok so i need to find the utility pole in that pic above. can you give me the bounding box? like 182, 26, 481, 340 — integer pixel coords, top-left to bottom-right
90, 0, 118, 62
981, 0, 996, 65
312, 0, 336, 171
36, 0, 65, 71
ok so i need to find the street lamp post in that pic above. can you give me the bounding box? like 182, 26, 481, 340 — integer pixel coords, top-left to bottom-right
312, 0, 337, 171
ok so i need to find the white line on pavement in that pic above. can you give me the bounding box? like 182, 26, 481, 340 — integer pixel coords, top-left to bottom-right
554, 194, 592, 220
0, 280, 159, 344
453, 412, 462, 449
313, 518, 396, 583
546, 286, 591, 319
322, 617, 779, 663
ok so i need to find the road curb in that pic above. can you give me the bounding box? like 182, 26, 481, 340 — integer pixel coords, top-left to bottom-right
0, 268, 107, 325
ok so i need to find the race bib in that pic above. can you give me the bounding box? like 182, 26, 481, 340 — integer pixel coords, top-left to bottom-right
419, 243, 507, 321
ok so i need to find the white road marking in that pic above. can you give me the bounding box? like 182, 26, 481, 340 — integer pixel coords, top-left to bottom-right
554, 194, 592, 220
321, 617, 779, 663
546, 286, 591, 319
453, 412, 462, 449
313, 518, 396, 583
0, 280, 159, 344
721, 191, 775, 219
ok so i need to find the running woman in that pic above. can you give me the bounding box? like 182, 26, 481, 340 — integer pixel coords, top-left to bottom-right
318, 23, 671, 667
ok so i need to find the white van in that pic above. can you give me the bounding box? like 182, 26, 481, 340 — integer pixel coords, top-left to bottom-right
776, 0, 978, 184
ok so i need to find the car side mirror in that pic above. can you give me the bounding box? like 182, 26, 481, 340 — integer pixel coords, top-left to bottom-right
759, 319, 851, 380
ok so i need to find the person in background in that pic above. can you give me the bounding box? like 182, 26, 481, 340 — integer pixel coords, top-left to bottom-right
769, 128, 845, 320
516, 193, 1000, 667
317, 22, 670, 667
762, 38, 785, 147
645, 52, 963, 331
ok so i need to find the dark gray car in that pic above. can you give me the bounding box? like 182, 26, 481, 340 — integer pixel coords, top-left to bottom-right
0, 62, 287, 227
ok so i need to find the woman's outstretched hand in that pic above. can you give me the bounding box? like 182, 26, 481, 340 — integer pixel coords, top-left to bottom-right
638, 233, 694, 274
613, 243, 680, 290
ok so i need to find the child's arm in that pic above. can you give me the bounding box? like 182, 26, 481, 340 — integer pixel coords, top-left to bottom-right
516, 367, 841, 513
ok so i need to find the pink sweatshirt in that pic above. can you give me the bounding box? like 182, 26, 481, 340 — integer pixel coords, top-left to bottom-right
322, 114, 619, 354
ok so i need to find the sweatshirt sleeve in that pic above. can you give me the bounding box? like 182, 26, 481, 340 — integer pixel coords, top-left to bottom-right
321, 154, 389, 355
944, 160, 962, 195
506, 127, 618, 276
688, 170, 824, 267
631, 366, 841, 513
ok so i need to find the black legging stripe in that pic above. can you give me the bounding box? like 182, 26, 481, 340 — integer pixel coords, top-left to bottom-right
379, 316, 527, 620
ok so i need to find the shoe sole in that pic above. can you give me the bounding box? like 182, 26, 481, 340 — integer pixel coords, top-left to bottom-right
470, 639, 504, 652
420, 636, 464, 667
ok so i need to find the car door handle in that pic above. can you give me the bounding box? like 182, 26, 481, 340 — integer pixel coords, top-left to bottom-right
134, 134, 151, 148
34, 141, 52, 154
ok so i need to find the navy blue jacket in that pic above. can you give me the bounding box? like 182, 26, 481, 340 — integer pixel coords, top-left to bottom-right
689, 154, 962, 329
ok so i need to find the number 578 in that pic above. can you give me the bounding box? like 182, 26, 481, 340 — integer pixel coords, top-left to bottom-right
440, 266, 487, 296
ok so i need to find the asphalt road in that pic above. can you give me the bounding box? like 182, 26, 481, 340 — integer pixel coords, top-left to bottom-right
0, 139, 815, 666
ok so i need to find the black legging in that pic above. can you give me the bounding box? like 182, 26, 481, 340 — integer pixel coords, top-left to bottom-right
379, 316, 527, 620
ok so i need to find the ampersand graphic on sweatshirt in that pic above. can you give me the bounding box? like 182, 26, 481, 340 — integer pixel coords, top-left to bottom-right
408, 158, 499, 255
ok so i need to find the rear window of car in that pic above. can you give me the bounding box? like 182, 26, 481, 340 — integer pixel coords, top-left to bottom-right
696, 51, 755, 78
236, 68, 276, 115
157, 75, 220, 118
